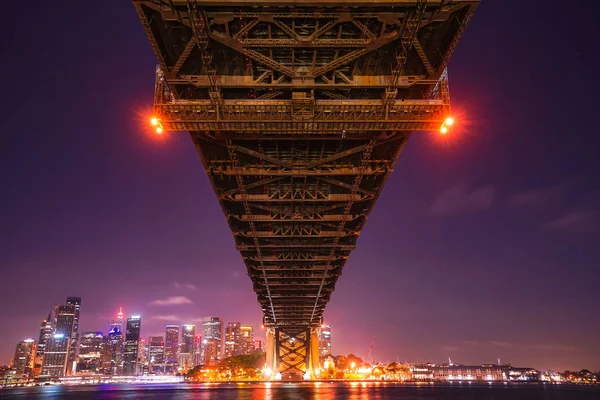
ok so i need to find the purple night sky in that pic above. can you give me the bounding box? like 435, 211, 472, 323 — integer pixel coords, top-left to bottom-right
1, 1, 599, 372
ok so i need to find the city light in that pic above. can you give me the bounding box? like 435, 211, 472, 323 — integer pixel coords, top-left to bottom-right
156, 127, 163, 134
150, 117, 159, 126
445, 117, 455, 126
439, 116, 454, 135
440, 126, 448, 134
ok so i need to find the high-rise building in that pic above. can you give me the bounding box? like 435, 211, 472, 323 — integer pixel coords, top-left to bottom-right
110, 307, 124, 332
224, 322, 241, 358
202, 338, 220, 366
65, 296, 81, 374
53, 303, 77, 375
164, 325, 179, 372
178, 325, 195, 369
41, 333, 70, 377
123, 316, 141, 376
318, 324, 331, 357
12, 339, 37, 378
253, 340, 264, 353
193, 335, 202, 367
148, 336, 165, 373
138, 338, 148, 374
240, 326, 254, 355
36, 312, 53, 370
102, 327, 124, 375
78, 332, 103, 373
202, 317, 223, 361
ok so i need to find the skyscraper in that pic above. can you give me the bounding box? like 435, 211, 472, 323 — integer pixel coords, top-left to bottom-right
179, 324, 195, 368
65, 296, 81, 374
102, 327, 124, 375
78, 332, 103, 373
138, 338, 148, 374
164, 325, 179, 373
148, 336, 165, 373
54, 303, 76, 375
41, 333, 70, 377
240, 326, 254, 356
12, 339, 37, 378
36, 312, 53, 369
318, 324, 331, 357
193, 335, 202, 367
202, 317, 223, 361
123, 316, 141, 375
202, 338, 220, 366
110, 307, 124, 332
224, 322, 241, 358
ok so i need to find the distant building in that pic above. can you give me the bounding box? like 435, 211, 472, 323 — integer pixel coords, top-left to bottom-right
193, 335, 203, 366
12, 339, 37, 378
164, 325, 179, 373
224, 322, 241, 358
65, 296, 82, 374
318, 324, 331, 357
410, 364, 505, 381
78, 332, 103, 373
110, 307, 124, 332
179, 325, 195, 369
202, 338, 220, 366
103, 327, 124, 375
123, 316, 141, 375
240, 326, 254, 355
253, 340, 263, 353
41, 334, 70, 377
138, 338, 148, 374
148, 336, 165, 373
202, 317, 223, 361
36, 313, 53, 372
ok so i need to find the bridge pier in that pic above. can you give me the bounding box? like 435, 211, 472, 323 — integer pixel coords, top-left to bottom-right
264, 327, 321, 381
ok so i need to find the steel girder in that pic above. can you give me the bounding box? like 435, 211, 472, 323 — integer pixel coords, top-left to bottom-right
133, 0, 477, 345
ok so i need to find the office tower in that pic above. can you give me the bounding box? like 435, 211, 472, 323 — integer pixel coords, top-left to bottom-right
103, 327, 124, 375
202, 338, 220, 366
65, 296, 81, 373
240, 326, 254, 355
224, 322, 241, 358
318, 324, 331, 357
123, 316, 141, 375
54, 303, 76, 375
193, 335, 202, 367
78, 332, 103, 373
179, 324, 195, 368
12, 339, 37, 378
253, 340, 264, 353
202, 317, 223, 361
148, 336, 165, 373
41, 334, 70, 377
110, 307, 124, 332
164, 325, 179, 373
138, 338, 148, 374
36, 313, 53, 365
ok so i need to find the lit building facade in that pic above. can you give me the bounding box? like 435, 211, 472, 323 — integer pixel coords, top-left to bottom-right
12, 339, 37, 378
193, 335, 202, 366
78, 332, 103, 373
123, 316, 141, 375
110, 307, 124, 332
224, 322, 241, 358
179, 324, 195, 368
148, 336, 165, 373
41, 334, 70, 377
164, 325, 179, 373
318, 324, 331, 357
36, 313, 53, 372
65, 296, 81, 374
103, 327, 124, 375
138, 338, 148, 374
240, 326, 254, 355
202, 338, 220, 366
202, 317, 223, 361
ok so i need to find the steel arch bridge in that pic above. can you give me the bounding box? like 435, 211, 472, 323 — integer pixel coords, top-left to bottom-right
133, 0, 477, 380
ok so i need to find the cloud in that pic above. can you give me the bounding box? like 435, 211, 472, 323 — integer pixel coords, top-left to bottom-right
529, 343, 578, 351
150, 296, 193, 306
171, 282, 198, 290
507, 185, 565, 208
429, 184, 495, 216
546, 211, 596, 230
441, 345, 460, 352
151, 315, 180, 321
489, 340, 512, 348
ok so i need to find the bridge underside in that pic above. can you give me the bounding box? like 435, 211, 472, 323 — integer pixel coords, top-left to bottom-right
134, 0, 476, 379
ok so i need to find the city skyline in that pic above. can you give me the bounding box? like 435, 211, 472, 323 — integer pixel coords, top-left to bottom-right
1, 0, 599, 375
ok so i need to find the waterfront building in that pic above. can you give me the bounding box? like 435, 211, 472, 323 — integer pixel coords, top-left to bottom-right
12, 339, 37, 378
193, 335, 202, 366
103, 327, 124, 375
35, 313, 53, 372
202, 338, 220, 366
240, 326, 254, 355
138, 338, 148, 374
65, 296, 81, 374
123, 316, 141, 375
201, 317, 223, 361
148, 336, 165, 373
318, 324, 331, 357
164, 325, 179, 373
179, 325, 195, 368
224, 322, 241, 358
78, 332, 103, 373
41, 334, 70, 377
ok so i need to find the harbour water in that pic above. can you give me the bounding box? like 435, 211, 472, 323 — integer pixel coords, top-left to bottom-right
1, 382, 599, 399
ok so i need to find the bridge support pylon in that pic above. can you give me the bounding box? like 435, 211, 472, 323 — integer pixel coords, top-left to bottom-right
263, 327, 321, 381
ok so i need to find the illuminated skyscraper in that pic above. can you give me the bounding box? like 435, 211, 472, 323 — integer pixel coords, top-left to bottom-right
240, 326, 254, 356
110, 307, 124, 332
36, 313, 53, 366
41, 334, 70, 377
65, 296, 81, 374
78, 332, 103, 373
318, 324, 331, 357
193, 335, 202, 366
53, 303, 77, 375
12, 339, 37, 378
138, 338, 148, 374
224, 322, 241, 358
178, 324, 195, 368
164, 325, 179, 373
202, 338, 219, 366
123, 316, 141, 375
201, 317, 223, 361
148, 336, 165, 373
102, 327, 124, 375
